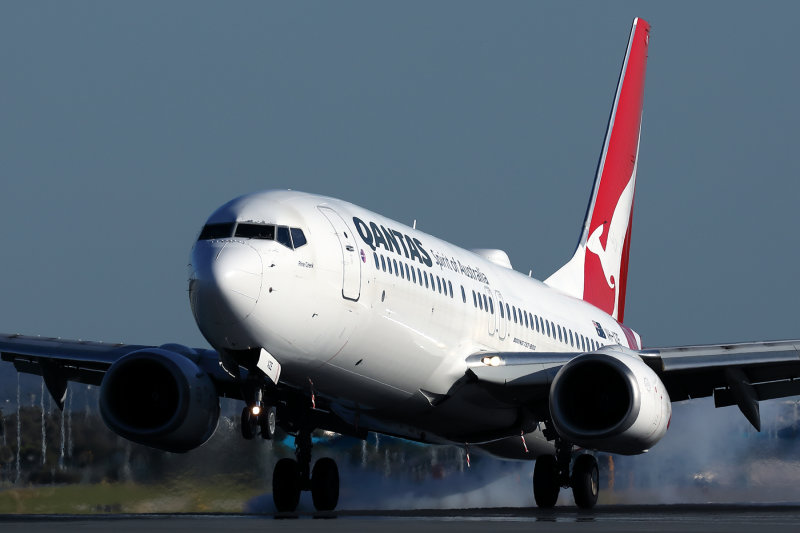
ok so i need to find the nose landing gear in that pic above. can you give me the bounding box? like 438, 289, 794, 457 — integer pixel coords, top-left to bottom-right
240, 404, 277, 440
240, 378, 278, 440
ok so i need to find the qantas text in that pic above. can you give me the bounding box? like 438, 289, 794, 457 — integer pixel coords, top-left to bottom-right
353, 217, 433, 267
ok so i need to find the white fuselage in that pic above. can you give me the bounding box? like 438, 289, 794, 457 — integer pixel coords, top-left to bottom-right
189, 190, 640, 455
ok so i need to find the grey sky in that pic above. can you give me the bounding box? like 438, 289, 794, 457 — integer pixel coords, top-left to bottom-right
1, 0, 799, 353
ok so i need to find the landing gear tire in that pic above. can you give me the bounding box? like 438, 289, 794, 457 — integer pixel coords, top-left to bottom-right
571, 454, 599, 509
241, 407, 259, 440
272, 458, 301, 512
533, 454, 560, 508
311, 457, 340, 511
260, 405, 277, 440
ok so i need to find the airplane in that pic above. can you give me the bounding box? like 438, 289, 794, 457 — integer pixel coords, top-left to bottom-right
3, 16, 800, 512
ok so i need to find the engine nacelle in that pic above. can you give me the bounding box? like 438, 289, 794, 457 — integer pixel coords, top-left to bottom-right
99, 348, 220, 453
549, 348, 671, 455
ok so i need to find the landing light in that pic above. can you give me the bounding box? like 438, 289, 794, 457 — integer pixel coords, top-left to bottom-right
482, 356, 502, 367
251, 405, 262, 416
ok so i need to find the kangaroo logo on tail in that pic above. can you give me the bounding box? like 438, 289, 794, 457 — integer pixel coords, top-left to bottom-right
544, 19, 649, 323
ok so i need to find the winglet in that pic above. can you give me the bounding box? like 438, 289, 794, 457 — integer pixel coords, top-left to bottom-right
545, 18, 650, 323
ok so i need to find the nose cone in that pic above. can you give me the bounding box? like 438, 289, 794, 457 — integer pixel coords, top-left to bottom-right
190, 242, 263, 327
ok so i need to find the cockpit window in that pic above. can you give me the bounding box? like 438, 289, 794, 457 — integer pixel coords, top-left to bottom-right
198, 223, 235, 240
235, 223, 275, 240
198, 221, 308, 250
276, 226, 292, 248
290, 228, 307, 248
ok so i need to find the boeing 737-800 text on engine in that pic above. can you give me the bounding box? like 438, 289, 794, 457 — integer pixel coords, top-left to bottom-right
4, 18, 800, 511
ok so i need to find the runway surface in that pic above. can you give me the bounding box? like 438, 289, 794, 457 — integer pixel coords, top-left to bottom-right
2, 505, 800, 532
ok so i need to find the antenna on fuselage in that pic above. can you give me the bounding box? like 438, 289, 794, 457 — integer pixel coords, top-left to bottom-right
413, 219, 417, 229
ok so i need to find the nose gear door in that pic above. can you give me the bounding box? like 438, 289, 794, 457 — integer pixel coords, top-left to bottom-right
318, 206, 362, 301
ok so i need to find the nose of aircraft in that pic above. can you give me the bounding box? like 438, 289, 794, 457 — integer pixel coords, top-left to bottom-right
190, 241, 263, 326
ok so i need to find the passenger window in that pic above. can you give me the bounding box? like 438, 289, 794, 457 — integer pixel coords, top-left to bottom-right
393, 259, 399, 276
535, 316, 540, 333
506, 304, 511, 320
513, 307, 518, 324
546, 320, 551, 337
569, 330, 574, 347
472, 291, 477, 307
558, 326, 563, 343
488, 297, 494, 314
436, 277, 442, 293
482, 294, 488, 311
373, 253, 379, 269
290, 228, 307, 248
381, 255, 386, 272
424, 271, 429, 288
388, 259, 393, 275
478, 294, 484, 311
417, 268, 423, 286
448, 281, 453, 298
235, 223, 275, 240
277, 226, 293, 248
404, 263, 410, 279
499, 301, 505, 318
524, 312, 529, 329
461, 286, 466, 303
399, 262, 405, 279
199, 222, 235, 240
411, 267, 417, 283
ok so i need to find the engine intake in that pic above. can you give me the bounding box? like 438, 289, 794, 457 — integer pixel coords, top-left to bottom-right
549, 349, 671, 454
99, 348, 220, 453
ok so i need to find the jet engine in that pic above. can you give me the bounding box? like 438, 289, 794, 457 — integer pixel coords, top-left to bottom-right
549, 348, 671, 454
99, 348, 220, 453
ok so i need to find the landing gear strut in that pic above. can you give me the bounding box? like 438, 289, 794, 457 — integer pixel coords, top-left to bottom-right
271, 419, 340, 512
533, 440, 599, 509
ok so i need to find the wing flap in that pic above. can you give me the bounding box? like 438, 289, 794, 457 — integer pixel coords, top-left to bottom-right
715, 379, 800, 408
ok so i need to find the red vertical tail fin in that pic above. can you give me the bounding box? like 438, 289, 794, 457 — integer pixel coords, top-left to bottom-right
545, 18, 650, 323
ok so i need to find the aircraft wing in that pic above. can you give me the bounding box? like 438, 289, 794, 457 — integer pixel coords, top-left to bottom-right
638, 340, 800, 429
465, 340, 800, 432
0, 333, 238, 408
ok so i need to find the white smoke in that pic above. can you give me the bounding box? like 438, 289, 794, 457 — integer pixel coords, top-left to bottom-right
246, 398, 800, 511
600, 398, 800, 504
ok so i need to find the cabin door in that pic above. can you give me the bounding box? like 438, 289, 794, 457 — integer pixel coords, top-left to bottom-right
318, 206, 361, 301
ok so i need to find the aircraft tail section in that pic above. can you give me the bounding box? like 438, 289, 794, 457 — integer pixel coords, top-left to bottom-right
544, 18, 650, 323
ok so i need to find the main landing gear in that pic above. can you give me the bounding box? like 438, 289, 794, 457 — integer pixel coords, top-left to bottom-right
272, 426, 340, 512
533, 441, 599, 509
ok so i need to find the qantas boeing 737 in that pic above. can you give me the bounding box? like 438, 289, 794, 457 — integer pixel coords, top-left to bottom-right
3, 18, 800, 511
